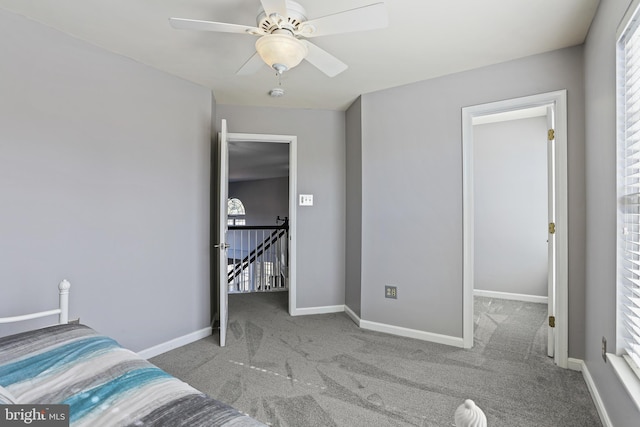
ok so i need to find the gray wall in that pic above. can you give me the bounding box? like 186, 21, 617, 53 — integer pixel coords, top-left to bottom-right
474, 117, 548, 297
345, 97, 363, 316
584, 0, 640, 423
0, 9, 213, 352
216, 105, 346, 309
356, 45, 585, 353
229, 177, 289, 226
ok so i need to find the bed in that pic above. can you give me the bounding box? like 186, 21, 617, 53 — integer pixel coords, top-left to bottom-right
0, 280, 266, 427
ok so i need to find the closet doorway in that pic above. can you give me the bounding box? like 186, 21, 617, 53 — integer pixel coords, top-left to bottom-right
462, 91, 568, 368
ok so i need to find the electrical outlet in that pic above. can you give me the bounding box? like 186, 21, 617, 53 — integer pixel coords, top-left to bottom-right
385, 285, 397, 299
602, 336, 607, 362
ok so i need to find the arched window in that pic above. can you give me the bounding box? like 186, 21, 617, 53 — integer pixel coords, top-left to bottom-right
227, 198, 246, 225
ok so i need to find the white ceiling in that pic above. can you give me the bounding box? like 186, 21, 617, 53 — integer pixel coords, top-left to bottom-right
0, 0, 599, 111
229, 141, 289, 182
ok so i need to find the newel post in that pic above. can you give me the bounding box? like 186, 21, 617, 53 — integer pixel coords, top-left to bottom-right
58, 280, 71, 324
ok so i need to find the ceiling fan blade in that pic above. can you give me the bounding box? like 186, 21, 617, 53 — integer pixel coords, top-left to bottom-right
300, 40, 347, 77
299, 2, 388, 38
260, 0, 289, 17
169, 17, 259, 35
236, 52, 266, 75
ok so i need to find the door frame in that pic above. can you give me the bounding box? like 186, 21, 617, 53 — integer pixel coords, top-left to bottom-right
223, 130, 298, 316
461, 90, 568, 368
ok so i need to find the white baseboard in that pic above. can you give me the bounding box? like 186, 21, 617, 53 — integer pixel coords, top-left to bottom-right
571, 358, 613, 427
344, 304, 463, 347
567, 357, 583, 372
359, 319, 465, 348
138, 327, 212, 360
344, 305, 361, 326
291, 304, 345, 316
474, 289, 548, 304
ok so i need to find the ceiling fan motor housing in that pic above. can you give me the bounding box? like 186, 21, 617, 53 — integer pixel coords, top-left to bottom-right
257, 0, 307, 35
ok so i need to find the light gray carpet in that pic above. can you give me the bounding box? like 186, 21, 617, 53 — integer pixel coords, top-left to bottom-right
151, 293, 601, 427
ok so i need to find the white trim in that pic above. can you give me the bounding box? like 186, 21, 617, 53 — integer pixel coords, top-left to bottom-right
224, 131, 298, 316
608, 353, 640, 412
344, 306, 462, 347
359, 319, 465, 348
462, 90, 569, 369
472, 105, 548, 125
344, 305, 361, 326
617, 0, 640, 40
579, 359, 614, 427
567, 357, 584, 372
555, 91, 569, 369
289, 138, 297, 316
137, 327, 212, 360
473, 289, 548, 304
218, 120, 229, 347
291, 304, 345, 316
462, 111, 474, 349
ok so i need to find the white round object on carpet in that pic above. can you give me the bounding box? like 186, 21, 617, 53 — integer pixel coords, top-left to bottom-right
454, 399, 487, 427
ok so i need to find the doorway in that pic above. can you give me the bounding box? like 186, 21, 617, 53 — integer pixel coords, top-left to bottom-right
214, 120, 297, 346
227, 140, 290, 293
462, 90, 568, 368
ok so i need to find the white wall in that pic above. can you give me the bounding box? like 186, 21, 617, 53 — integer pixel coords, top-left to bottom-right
474, 117, 548, 297
0, 9, 213, 352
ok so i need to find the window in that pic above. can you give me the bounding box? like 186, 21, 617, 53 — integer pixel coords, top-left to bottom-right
615, 0, 640, 407
227, 198, 246, 226
228, 198, 246, 216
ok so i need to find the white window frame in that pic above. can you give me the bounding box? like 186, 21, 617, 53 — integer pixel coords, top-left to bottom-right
614, 0, 640, 410
227, 197, 246, 226
228, 198, 246, 216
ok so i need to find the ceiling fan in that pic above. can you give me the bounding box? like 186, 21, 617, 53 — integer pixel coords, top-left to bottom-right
169, 0, 388, 77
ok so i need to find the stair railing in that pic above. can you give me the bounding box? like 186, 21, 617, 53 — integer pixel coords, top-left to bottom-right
227, 222, 288, 293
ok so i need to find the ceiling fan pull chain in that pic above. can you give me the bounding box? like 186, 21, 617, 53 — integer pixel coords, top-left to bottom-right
268, 72, 286, 98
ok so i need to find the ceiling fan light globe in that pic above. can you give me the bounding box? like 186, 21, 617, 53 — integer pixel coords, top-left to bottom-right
255, 34, 308, 72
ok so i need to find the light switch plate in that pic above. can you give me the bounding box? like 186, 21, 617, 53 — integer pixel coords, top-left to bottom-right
299, 194, 313, 206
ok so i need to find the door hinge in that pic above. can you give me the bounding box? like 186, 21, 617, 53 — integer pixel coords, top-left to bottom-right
549, 316, 556, 328
548, 129, 555, 141
549, 222, 556, 234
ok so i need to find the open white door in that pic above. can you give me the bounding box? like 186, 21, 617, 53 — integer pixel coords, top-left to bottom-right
463, 90, 568, 367
546, 105, 557, 358
215, 119, 229, 347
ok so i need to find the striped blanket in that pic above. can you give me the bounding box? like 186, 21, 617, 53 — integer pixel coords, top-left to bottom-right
0, 324, 266, 427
